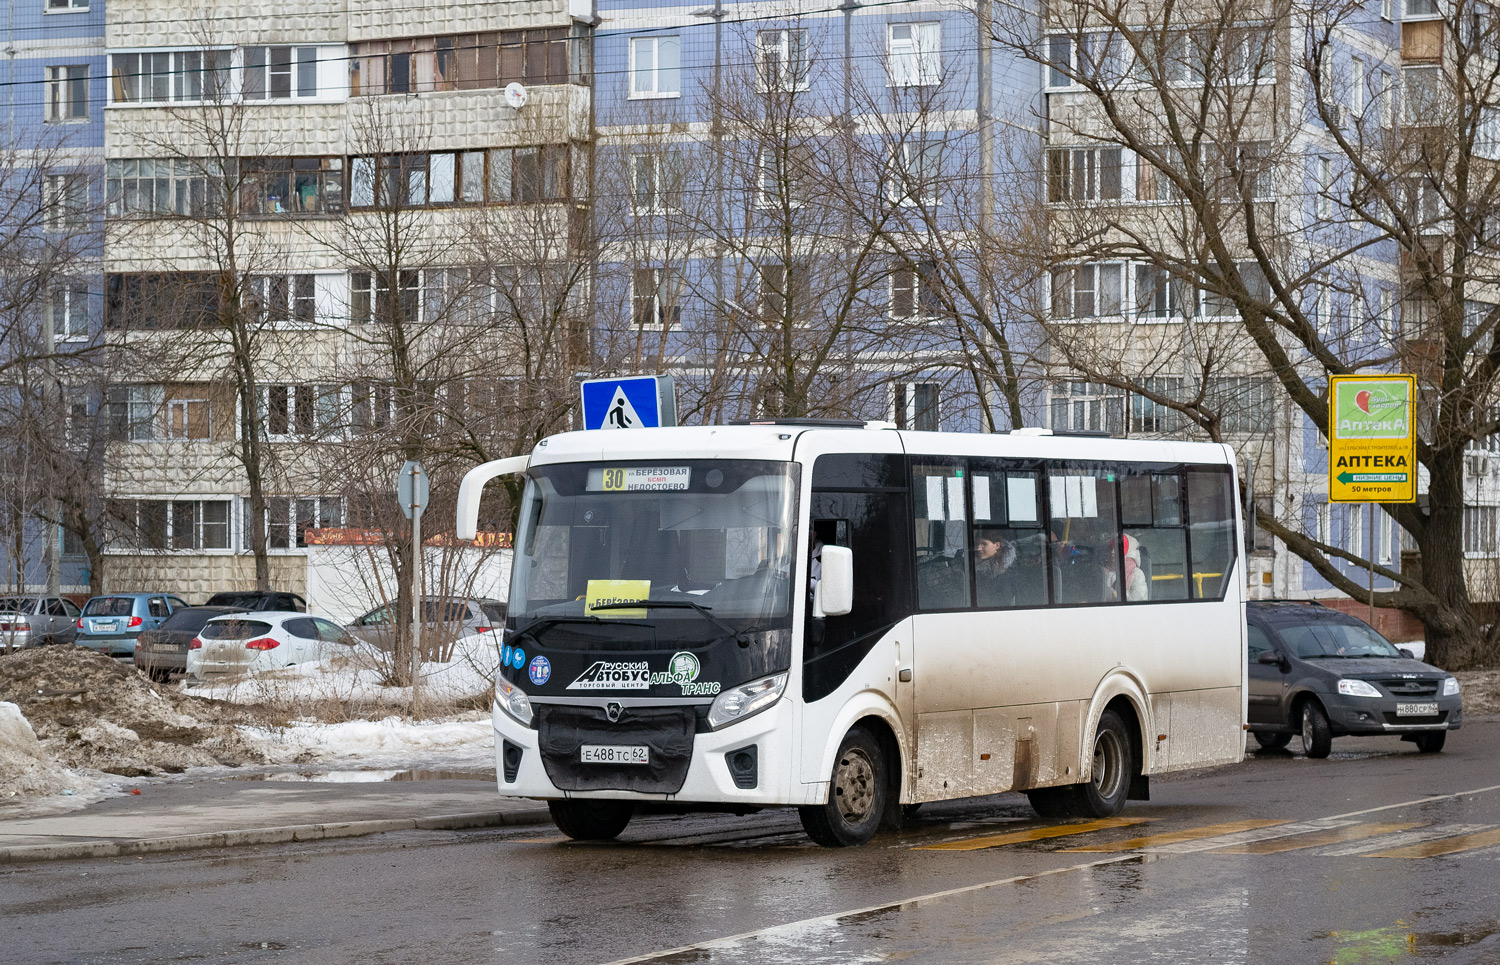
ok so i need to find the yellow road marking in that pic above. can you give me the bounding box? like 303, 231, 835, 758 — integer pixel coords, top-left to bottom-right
1366, 827, 1500, 858
916, 817, 1151, 852
1212, 823, 1423, 854
1062, 820, 1287, 852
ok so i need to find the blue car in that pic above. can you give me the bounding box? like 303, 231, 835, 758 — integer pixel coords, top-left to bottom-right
75, 593, 191, 659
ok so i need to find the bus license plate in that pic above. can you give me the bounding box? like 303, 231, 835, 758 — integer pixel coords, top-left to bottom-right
1396, 702, 1438, 716
581, 745, 649, 765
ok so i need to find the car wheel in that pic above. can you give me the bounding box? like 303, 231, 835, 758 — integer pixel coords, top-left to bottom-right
1414, 731, 1447, 753
799, 726, 888, 847
1299, 700, 1333, 759
547, 799, 635, 841
1253, 731, 1293, 750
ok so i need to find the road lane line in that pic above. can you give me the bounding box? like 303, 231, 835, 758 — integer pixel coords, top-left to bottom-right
1366, 826, 1500, 858
1212, 822, 1423, 854
1319, 824, 1494, 856
915, 817, 1151, 851
1061, 819, 1286, 852
595, 852, 1145, 965
1317, 784, 1500, 820
1146, 818, 1363, 854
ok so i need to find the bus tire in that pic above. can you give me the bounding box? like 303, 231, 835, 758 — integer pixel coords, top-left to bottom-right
799, 726, 887, 847
1299, 700, 1333, 759
1025, 785, 1084, 819
1074, 709, 1133, 818
547, 799, 634, 841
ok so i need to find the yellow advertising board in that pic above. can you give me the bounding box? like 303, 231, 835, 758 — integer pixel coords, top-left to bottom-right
584, 579, 651, 618
1328, 374, 1416, 503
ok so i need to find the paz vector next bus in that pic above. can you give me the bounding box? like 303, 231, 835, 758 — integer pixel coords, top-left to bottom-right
455, 421, 1246, 847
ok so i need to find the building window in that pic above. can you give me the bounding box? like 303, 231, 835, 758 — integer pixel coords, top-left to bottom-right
105, 273, 221, 330
109, 499, 232, 551
756, 29, 810, 91
1050, 381, 1124, 434
46, 0, 89, 10
756, 145, 814, 209
241, 157, 343, 215
423, 268, 493, 324
1207, 376, 1275, 434
757, 262, 808, 324
64, 391, 91, 446
261, 383, 339, 439
888, 139, 943, 205
48, 283, 90, 341
106, 385, 162, 441
350, 29, 577, 96
110, 50, 231, 103
888, 22, 940, 87
1050, 263, 1123, 320
246, 496, 344, 550
630, 35, 681, 98
1407, 0, 1440, 17
893, 382, 941, 431
45, 65, 88, 121
891, 259, 942, 320
1047, 146, 1122, 203
1202, 262, 1270, 317
631, 151, 682, 212
1134, 264, 1196, 320
1130, 377, 1184, 435
105, 159, 219, 218
350, 147, 566, 208
165, 391, 211, 440
44, 173, 88, 229
350, 270, 419, 324
243, 46, 319, 100
1465, 506, 1498, 555
1402, 64, 1443, 124
247, 274, 316, 323
632, 268, 683, 329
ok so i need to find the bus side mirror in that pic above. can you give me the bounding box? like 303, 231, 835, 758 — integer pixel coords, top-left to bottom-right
814, 546, 854, 618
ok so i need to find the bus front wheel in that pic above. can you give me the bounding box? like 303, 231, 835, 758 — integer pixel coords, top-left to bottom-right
1025, 709, 1134, 820
548, 799, 635, 841
800, 726, 887, 847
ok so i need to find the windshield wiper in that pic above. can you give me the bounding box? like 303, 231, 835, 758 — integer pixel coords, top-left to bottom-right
508, 614, 649, 647
590, 600, 747, 644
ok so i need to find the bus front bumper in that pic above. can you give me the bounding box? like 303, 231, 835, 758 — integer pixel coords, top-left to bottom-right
492, 698, 809, 807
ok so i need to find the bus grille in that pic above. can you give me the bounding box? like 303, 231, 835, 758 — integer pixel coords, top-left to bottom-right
537, 704, 696, 794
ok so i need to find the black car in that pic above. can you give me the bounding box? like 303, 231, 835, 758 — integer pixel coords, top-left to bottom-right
1247, 601, 1462, 757
134, 606, 238, 680
202, 590, 307, 612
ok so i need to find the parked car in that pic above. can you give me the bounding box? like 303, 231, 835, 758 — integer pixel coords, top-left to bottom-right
345, 597, 506, 651
186, 611, 354, 679
133, 606, 238, 680
75, 593, 191, 659
0, 596, 82, 650
202, 590, 307, 612
1247, 600, 1462, 757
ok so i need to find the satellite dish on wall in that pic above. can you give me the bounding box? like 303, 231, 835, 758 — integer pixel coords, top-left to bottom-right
504, 83, 528, 110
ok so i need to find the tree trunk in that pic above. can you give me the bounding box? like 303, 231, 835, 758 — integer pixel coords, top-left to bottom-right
1416, 447, 1492, 669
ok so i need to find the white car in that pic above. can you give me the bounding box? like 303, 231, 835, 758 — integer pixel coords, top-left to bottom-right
186, 611, 352, 679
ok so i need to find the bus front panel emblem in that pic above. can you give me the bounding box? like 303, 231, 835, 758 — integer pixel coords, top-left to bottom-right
606, 702, 624, 722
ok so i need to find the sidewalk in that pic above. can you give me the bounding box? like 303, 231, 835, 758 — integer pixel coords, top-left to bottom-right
0, 773, 551, 864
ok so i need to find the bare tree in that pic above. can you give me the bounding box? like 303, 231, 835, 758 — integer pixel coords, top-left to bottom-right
994, 0, 1500, 666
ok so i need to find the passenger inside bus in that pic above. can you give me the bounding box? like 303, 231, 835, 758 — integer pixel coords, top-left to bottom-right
973, 527, 1016, 607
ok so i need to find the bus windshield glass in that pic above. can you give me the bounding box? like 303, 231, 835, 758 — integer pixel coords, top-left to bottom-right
509, 460, 799, 628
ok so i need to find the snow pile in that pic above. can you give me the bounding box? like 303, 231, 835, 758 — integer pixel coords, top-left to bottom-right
0, 701, 93, 805
189, 634, 501, 708
0, 647, 268, 778
246, 714, 495, 770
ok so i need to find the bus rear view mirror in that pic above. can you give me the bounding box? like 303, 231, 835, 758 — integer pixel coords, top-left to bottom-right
815, 546, 854, 618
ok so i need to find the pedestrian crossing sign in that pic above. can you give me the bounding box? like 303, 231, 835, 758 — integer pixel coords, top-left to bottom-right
580, 375, 677, 430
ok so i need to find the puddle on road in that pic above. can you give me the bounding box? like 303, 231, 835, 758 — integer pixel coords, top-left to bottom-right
227, 768, 497, 784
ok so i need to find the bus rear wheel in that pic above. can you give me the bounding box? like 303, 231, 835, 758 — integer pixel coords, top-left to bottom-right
800, 726, 887, 847
548, 799, 635, 841
1025, 709, 1134, 820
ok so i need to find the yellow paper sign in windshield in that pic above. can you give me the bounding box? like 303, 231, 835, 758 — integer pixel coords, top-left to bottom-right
585, 580, 651, 619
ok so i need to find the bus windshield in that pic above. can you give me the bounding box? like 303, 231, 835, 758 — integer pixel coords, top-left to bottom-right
510, 460, 799, 628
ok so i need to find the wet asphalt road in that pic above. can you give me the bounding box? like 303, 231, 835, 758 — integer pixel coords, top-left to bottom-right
8, 720, 1500, 965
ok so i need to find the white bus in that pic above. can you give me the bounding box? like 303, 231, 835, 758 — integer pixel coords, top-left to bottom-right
456, 421, 1246, 847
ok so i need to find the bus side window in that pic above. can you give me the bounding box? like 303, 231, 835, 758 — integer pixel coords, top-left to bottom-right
971, 464, 1047, 608
1120, 470, 1189, 601
912, 462, 971, 610
1047, 468, 1120, 605
1187, 469, 1237, 599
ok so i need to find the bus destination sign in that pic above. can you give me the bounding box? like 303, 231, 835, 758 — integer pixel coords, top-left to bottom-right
1328, 374, 1416, 504
587, 467, 691, 492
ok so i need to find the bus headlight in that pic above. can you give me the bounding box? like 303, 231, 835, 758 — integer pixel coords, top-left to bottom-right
496, 675, 533, 726
1443, 676, 1460, 697
1337, 679, 1382, 698
707, 672, 787, 730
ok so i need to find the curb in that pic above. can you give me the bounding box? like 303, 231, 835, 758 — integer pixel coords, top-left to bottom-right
0, 807, 552, 865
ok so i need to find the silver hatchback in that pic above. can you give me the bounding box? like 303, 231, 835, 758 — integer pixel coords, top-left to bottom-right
0, 596, 82, 651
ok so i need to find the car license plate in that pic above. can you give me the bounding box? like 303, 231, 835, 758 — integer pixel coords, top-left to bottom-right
580, 745, 649, 765
1397, 702, 1438, 716
96, 621, 117, 632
